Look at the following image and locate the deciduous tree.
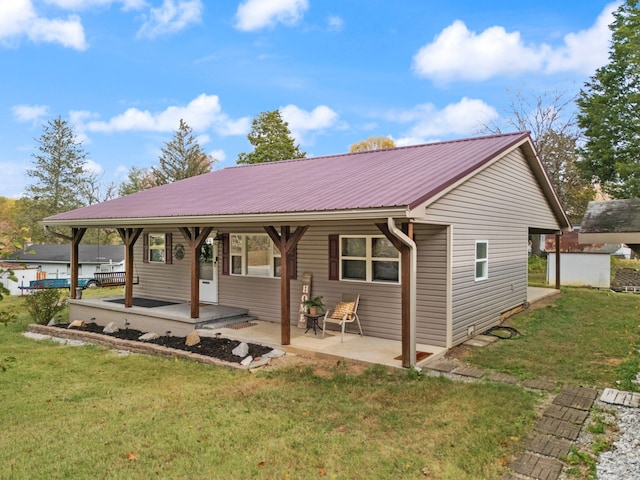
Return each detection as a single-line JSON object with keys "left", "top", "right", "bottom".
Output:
{"left": 349, "top": 136, "right": 396, "bottom": 152}
{"left": 236, "top": 110, "right": 305, "bottom": 164}
{"left": 577, "top": 0, "right": 640, "bottom": 198}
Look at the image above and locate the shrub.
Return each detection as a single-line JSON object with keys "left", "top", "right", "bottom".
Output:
{"left": 25, "top": 289, "right": 67, "bottom": 325}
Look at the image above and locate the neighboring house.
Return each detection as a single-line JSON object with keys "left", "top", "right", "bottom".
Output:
{"left": 5, "top": 244, "right": 125, "bottom": 280}
{"left": 580, "top": 199, "right": 640, "bottom": 257}
{"left": 544, "top": 228, "right": 631, "bottom": 259}
{"left": 0, "top": 262, "right": 39, "bottom": 296}
{"left": 42, "top": 132, "right": 570, "bottom": 367}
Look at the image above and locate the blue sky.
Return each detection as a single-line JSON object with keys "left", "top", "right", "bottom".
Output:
{"left": 0, "top": 0, "right": 619, "bottom": 199}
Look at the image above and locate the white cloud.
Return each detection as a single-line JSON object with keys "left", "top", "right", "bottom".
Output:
{"left": 412, "top": 3, "right": 617, "bottom": 82}
{"left": 81, "top": 94, "right": 250, "bottom": 138}
{"left": 327, "top": 15, "right": 343, "bottom": 31}
{"left": 43, "top": 0, "right": 146, "bottom": 10}
{"left": 388, "top": 97, "right": 498, "bottom": 140}
{"left": 280, "top": 104, "right": 339, "bottom": 144}
{"left": 0, "top": 0, "right": 87, "bottom": 50}
{"left": 235, "top": 0, "right": 308, "bottom": 32}
{"left": 208, "top": 148, "right": 225, "bottom": 162}
{"left": 84, "top": 158, "right": 103, "bottom": 175}
{"left": 137, "top": 0, "right": 203, "bottom": 38}
{"left": 12, "top": 104, "right": 50, "bottom": 123}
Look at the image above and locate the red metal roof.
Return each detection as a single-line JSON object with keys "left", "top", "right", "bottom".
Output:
{"left": 46, "top": 132, "right": 531, "bottom": 222}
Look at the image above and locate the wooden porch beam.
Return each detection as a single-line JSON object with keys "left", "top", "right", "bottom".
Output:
{"left": 555, "top": 233, "right": 562, "bottom": 290}
{"left": 376, "top": 222, "right": 413, "bottom": 368}
{"left": 117, "top": 228, "right": 143, "bottom": 308}
{"left": 70, "top": 228, "right": 87, "bottom": 299}
{"left": 179, "top": 227, "right": 214, "bottom": 318}
{"left": 264, "top": 225, "right": 309, "bottom": 345}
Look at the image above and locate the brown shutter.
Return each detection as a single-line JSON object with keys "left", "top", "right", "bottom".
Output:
{"left": 142, "top": 233, "right": 149, "bottom": 263}
{"left": 288, "top": 246, "right": 297, "bottom": 280}
{"left": 221, "top": 233, "right": 229, "bottom": 275}
{"left": 328, "top": 234, "right": 339, "bottom": 280}
{"left": 165, "top": 232, "right": 172, "bottom": 264}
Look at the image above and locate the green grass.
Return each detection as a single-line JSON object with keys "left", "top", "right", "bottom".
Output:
{"left": 528, "top": 255, "right": 549, "bottom": 286}
{"left": 462, "top": 288, "right": 640, "bottom": 389}
{"left": 1, "top": 295, "right": 538, "bottom": 480}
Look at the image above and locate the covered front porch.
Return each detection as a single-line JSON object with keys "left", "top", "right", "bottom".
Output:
{"left": 69, "top": 296, "right": 447, "bottom": 369}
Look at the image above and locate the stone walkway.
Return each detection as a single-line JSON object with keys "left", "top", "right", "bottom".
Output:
{"left": 426, "top": 360, "right": 600, "bottom": 480}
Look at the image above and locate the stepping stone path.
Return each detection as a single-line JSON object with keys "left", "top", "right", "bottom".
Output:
{"left": 507, "top": 385, "right": 599, "bottom": 480}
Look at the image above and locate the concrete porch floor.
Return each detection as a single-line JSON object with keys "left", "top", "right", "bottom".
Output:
{"left": 199, "top": 320, "right": 448, "bottom": 370}
{"left": 527, "top": 286, "right": 561, "bottom": 303}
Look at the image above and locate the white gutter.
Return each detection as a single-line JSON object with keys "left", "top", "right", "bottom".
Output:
{"left": 386, "top": 217, "right": 418, "bottom": 370}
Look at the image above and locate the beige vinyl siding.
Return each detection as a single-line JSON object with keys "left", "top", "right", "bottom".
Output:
{"left": 420, "top": 147, "right": 561, "bottom": 346}
{"left": 134, "top": 228, "right": 192, "bottom": 300}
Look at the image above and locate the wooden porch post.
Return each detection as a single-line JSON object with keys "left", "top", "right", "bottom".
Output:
{"left": 70, "top": 228, "right": 87, "bottom": 299}
{"left": 377, "top": 222, "right": 413, "bottom": 368}
{"left": 178, "top": 227, "right": 213, "bottom": 319}
{"left": 555, "top": 233, "right": 562, "bottom": 290}
{"left": 117, "top": 228, "right": 143, "bottom": 308}
{"left": 265, "top": 225, "right": 309, "bottom": 345}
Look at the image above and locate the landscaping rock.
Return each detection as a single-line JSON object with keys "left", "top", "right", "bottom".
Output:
{"left": 240, "top": 355, "right": 253, "bottom": 366}
{"left": 138, "top": 332, "right": 160, "bottom": 341}
{"left": 103, "top": 322, "right": 119, "bottom": 334}
{"left": 232, "top": 342, "right": 249, "bottom": 357}
{"left": 185, "top": 330, "right": 201, "bottom": 347}
{"left": 47, "top": 318, "right": 57, "bottom": 326}
{"left": 68, "top": 320, "right": 85, "bottom": 329}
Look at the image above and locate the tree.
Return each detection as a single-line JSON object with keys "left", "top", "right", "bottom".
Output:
{"left": 486, "top": 89, "right": 595, "bottom": 223}
{"left": 577, "top": 0, "right": 640, "bottom": 198}
{"left": 119, "top": 167, "right": 157, "bottom": 196}
{"left": 349, "top": 136, "right": 396, "bottom": 152}
{"left": 23, "top": 116, "right": 92, "bottom": 242}
{"left": 236, "top": 110, "right": 305, "bottom": 164}
{"left": 152, "top": 119, "right": 214, "bottom": 185}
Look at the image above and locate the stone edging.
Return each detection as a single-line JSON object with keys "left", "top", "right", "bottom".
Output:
{"left": 27, "top": 324, "right": 250, "bottom": 370}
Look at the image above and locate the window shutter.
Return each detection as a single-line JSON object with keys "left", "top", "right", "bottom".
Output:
{"left": 288, "top": 246, "right": 297, "bottom": 280}
{"left": 328, "top": 234, "right": 339, "bottom": 280}
{"left": 165, "top": 232, "right": 172, "bottom": 264}
{"left": 221, "top": 233, "right": 229, "bottom": 275}
{"left": 142, "top": 233, "right": 149, "bottom": 263}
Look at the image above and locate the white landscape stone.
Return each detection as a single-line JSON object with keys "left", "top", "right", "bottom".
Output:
{"left": 138, "top": 332, "right": 160, "bottom": 341}
{"left": 103, "top": 322, "right": 119, "bottom": 333}
{"left": 232, "top": 342, "right": 249, "bottom": 357}
{"left": 240, "top": 355, "right": 253, "bottom": 366}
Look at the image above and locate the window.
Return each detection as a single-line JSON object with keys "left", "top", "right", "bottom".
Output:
{"left": 230, "top": 234, "right": 281, "bottom": 277}
{"left": 340, "top": 235, "right": 399, "bottom": 283}
{"left": 475, "top": 240, "right": 488, "bottom": 281}
{"left": 148, "top": 233, "right": 166, "bottom": 263}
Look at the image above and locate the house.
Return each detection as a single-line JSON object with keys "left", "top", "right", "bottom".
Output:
{"left": 579, "top": 199, "right": 640, "bottom": 256}
{"left": 42, "top": 132, "right": 570, "bottom": 368}
{"left": 5, "top": 244, "right": 125, "bottom": 281}
{"left": 0, "top": 262, "right": 39, "bottom": 296}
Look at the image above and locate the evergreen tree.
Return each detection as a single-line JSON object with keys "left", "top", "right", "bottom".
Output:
{"left": 577, "top": 0, "right": 640, "bottom": 198}
{"left": 23, "top": 116, "right": 92, "bottom": 242}
{"left": 236, "top": 110, "right": 305, "bottom": 164}
{"left": 119, "top": 167, "right": 157, "bottom": 196}
{"left": 152, "top": 119, "right": 214, "bottom": 185}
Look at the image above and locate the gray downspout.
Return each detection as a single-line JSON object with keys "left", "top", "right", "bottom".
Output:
{"left": 387, "top": 217, "right": 418, "bottom": 370}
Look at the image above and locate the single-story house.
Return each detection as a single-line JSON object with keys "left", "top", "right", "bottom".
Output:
{"left": 0, "top": 262, "right": 39, "bottom": 296}
{"left": 42, "top": 132, "right": 571, "bottom": 368}
{"left": 5, "top": 244, "right": 125, "bottom": 280}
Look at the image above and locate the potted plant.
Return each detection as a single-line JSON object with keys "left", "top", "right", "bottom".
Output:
{"left": 302, "top": 296, "right": 325, "bottom": 315}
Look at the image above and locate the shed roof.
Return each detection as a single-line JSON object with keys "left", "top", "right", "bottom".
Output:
{"left": 44, "top": 132, "right": 567, "bottom": 227}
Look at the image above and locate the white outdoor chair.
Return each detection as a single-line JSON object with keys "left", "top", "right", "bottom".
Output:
{"left": 322, "top": 293, "right": 362, "bottom": 342}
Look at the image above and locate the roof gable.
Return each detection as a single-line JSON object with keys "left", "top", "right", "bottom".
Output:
{"left": 44, "top": 132, "right": 565, "bottom": 226}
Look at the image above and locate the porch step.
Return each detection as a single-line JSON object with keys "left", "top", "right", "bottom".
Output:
{"left": 196, "top": 314, "right": 258, "bottom": 330}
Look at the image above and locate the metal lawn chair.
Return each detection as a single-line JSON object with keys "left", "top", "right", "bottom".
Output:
{"left": 322, "top": 293, "right": 362, "bottom": 342}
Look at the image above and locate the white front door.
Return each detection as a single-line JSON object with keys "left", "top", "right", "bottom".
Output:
{"left": 199, "top": 236, "right": 218, "bottom": 303}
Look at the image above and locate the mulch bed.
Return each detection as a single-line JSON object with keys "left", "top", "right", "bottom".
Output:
{"left": 49, "top": 322, "right": 273, "bottom": 364}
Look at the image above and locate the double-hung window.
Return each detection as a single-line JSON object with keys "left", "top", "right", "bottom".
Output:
{"left": 340, "top": 235, "right": 399, "bottom": 283}
{"left": 475, "top": 240, "right": 488, "bottom": 281}
{"left": 148, "top": 233, "right": 166, "bottom": 263}
{"left": 230, "top": 234, "right": 281, "bottom": 277}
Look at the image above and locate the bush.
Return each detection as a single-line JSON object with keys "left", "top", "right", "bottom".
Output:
{"left": 25, "top": 289, "right": 67, "bottom": 325}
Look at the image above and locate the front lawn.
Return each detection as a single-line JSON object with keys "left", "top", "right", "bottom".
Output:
{"left": 462, "top": 288, "right": 640, "bottom": 390}
{"left": 0, "top": 295, "right": 536, "bottom": 480}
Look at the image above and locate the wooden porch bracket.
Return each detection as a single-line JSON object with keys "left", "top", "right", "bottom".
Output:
{"left": 179, "top": 227, "right": 214, "bottom": 319}
{"left": 70, "top": 228, "right": 87, "bottom": 299}
{"left": 377, "top": 222, "right": 413, "bottom": 368}
{"left": 117, "top": 228, "right": 143, "bottom": 308}
{"left": 265, "top": 225, "right": 309, "bottom": 345}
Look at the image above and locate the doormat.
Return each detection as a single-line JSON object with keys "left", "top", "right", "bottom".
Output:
{"left": 224, "top": 321, "right": 257, "bottom": 330}
{"left": 106, "top": 298, "right": 179, "bottom": 308}
{"left": 394, "top": 351, "right": 432, "bottom": 362}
